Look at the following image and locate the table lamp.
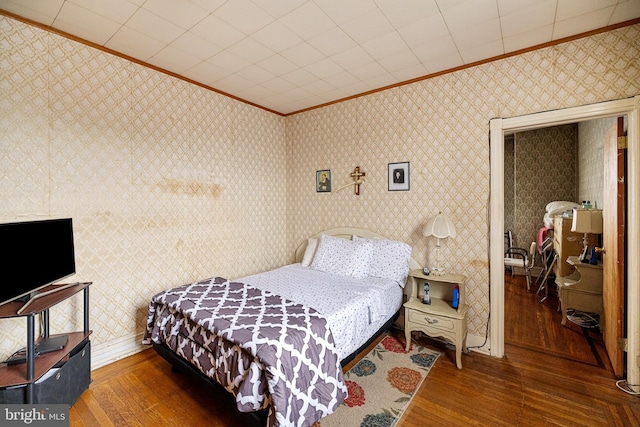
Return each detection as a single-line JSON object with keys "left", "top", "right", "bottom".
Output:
{"left": 571, "top": 208, "right": 603, "bottom": 263}
{"left": 423, "top": 212, "right": 456, "bottom": 275}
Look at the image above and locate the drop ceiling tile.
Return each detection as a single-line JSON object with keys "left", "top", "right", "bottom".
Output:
{"left": 257, "top": 54, "right": 299, "bottom": 76}
{"left": 553, "top": 7, "right": 617, "bottom": 39}
{"left": 341, "top": 7, "right": 395, "bottom": 44}
{"left": 397, "top": 13, "right": 450, "bottom": 48}
{"left": 435, "top": 0, "right": 470, "bottom": 12}
{"left": 326, "top": 70, "right": 361, "bottom": 87}
{"left": 280, "top": 1, "right": 336, "bottom": 39}
{"left": 125, "top": 7, "right": 184, "bottom": 44}
{"left": 252, "top": 0, "right": 307, "bottom": 19}
{"left": 213, "top": 73, "right": 255, "bottom": 93}
{"left": 306, "top": 57, "right": 344, "bottom": 79}
{"left": 280, "top": 42, "right": 325, "bottom": 67}
{"left": 308, "top": 27, "right": 357, "bottom": 57}
{"left": 441, "top": 0, "right": 499, "bottom": 31}
{"left": 182, "top": 60, "right": 231, "bottom": 86}
{"left": 361, "top": 30, "right": 409, "bottom": 61}
{"left": 390, "top": 63, "right": 430, "bottom": 82}
{"left": 105, "top": 26, "right": 165, "bottom": 60}
{"left": 377, "top": 0, "right": 440, "bottom": 28}
{"left": 376, "top": 48, "right": 422, "bottom": 73}
{"left": 331, "top": 45, "right": 374, "bottom": 70}
{"left": 148, "top": 45, "right": 202, "bottom": 74}
{"left": 497, "top": 0, "right": 547, "bottom": 16}
{"left": 236, "top": 83, "right": 276, "bottom": 101}
{"left": 0, "top": 0, "right": 64, "bottom": 25}
{"left": 253, "top": 21, "right": 303, "bottom": 53}
{"left": 280, "top": 68, "right": 318, "bottom": 86}
{"left": 299, "top": 78, "right": 335, "bottom": 95}
{"left": 189, "top": 0, "right": 227, "bottom": 14}
{"left": 421, "top": 51, "right": 464, "bottom": 74}
{"left": 314, "top": 0, "right": 378, "bottom": 25}
{"left": 141, "top": 0, "right": 209, "bottom": 29}
{"left": 459, "top": 38, "right": 503, "bottom": 63}
{"left": 68, "top": 0, "right": 139, "bottom": 24}
{"left": 54, "top": 2, "right": 121, "bottom": 45}
{"left": 451, "top": 18, "right": 502, "bottom": 51}
{"left": 260, "top": 76, "right": 297, "bottom": 93}
{"left": 349, "top": 61, "right": 388, "bottom": 81}
{"left": 235, "top": 64, "right": 275, "bottom": 84}
{"left": 190, "top": 14, "right": 245, "bottom": 49}
{"left": 412, "top": 35, "right": 459, "bottom": 63}
{"left": 503, "top": 24, "right": 554, "bottom": 53}
{"left": 611, "top": 0, "right": 640, "bottom": 24}
{"left": 170, "top": 31, "right": 221, "bottom": 61}
{"left": 209, "top": 50, "right": 252, "bottom": 73}
{"left": 226, "top": 37, "right": 274, "bottom": 63}
{"left": 500, "top": 0, "right": 556, "bottom": 37}
{"left": 556, "top": 0, "right": 618, "bottom": 21}
{"left": 215, "top": 0, "right": 274, "bottom": 35}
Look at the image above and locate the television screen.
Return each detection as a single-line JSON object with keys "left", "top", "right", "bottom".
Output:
{"left": 0, "top": 218, "right": 76, "bottom": 306}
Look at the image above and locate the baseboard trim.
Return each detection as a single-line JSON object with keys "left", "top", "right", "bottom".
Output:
{"left": 91, "top": 333, "right": 147, "bottom": 370}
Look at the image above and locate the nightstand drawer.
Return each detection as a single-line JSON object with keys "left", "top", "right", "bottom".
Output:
{"left": 407, "top": 310, "right": 455, "bottom": 332}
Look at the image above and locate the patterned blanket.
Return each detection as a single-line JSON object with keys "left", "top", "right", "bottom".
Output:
{"left": 143, "top": 277, "right": 347, "bottom": 427}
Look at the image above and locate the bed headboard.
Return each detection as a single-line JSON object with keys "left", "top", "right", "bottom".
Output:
{"left": 294, "top": 227, "right": 421, "bottom": 271}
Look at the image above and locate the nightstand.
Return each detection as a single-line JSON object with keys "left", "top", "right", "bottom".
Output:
{"left": 404, "top": 270, "right": 468, "bottom": 369}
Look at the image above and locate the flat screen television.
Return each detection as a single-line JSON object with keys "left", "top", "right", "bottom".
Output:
{"left": 0, "top": 218, "right": 76, "bottom": 308}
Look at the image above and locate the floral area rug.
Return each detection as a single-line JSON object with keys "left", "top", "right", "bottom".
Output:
{"left": 313, "top": 334, "right": 440, "bottom": 427}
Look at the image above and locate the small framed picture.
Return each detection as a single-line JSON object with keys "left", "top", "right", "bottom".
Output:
{"left": 388, "top": 162, "right": 409, "bottom": 191}
{"left": 316, "top": 170, "right": 331, "bottom": 192}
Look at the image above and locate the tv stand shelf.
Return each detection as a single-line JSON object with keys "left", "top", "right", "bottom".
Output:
{"left": 0, "top": 282, "right": 92, "bottom": 405}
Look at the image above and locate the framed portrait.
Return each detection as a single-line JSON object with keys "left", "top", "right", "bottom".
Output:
{"left": 388, "top": 162, "right": 410, "bottom": 191}
{"left": 316, "top": 170, "right": 331, "bottom": 192}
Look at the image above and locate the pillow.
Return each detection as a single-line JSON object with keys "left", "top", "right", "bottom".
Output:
{"left": 545, "top": 201, "right": 579, "bottom": 213}
{"left": 310, "top": 234, "right": 373, "bottom": 278}
{"left": 301, "top": 238, "right": 319, "bottom": 267}
{"left": 353, "top": 236, "right": 412, "bottom": 284}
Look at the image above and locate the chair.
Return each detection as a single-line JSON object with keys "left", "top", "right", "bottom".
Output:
{"left": 504, "top": 231, "right": 514, "bottom": 275}
{"left": 504, "top": 241, "right": 536, "bottom": 291}
{"left": 535, "top": 237, "right": 558, "bottom": 302}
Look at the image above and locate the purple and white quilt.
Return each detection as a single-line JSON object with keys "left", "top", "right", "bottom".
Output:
{"left": 143, "top": 277, "right": 347, "bottom": 427}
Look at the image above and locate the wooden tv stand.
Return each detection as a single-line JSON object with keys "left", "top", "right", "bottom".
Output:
{"left": 0, "top": 282, "right": 92, "bottom": 405}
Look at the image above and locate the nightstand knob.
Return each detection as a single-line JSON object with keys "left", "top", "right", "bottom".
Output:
{"left": 425, "top": 317, "right": 438, "bottom": 324}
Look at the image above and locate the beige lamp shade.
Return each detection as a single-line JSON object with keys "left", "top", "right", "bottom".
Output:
{"left": 571, "top": 208, "right": 603, "bottom": 234}
{"left": 423, "top": 212, "right": 456, "bottom": 239}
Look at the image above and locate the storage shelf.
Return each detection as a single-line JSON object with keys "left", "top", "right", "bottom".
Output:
{"left": 0, "top": 282, "right": 92, "bottom": 404}
{"left": 0, "top": 331, "right": 91, "bottom": 387}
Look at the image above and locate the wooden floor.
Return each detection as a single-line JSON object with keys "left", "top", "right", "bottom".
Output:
{"left": 70, "top": 274, "right": 640, "bottom": 426}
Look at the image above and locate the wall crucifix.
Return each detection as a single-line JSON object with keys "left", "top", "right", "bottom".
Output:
{"left": 350, "top": 166, "right": 366, "bottom": 195}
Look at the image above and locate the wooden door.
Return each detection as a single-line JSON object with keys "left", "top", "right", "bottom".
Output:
{"left": 603, "top": 117, "right": 626, "bottom": 377}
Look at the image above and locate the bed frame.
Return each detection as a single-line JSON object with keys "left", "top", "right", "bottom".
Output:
{"left": 153, "top": 227, "right": 420, "bottom": 426}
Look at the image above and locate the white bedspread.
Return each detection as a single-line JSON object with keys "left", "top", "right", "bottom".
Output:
{"left": 238, "top": 263, "right": 403, "bottom": 360}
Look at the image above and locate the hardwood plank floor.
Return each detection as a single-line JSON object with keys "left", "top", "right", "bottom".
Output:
{"left": 70, "top": 275, "right": 639, "bottom": 426}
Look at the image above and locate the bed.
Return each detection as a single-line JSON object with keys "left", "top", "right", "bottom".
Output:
{"left": 143, "top": 227, "right": 419, "bottom": 427}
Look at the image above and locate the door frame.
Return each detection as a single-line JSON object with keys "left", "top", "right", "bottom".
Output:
{"left": 489, "top": 96, "right": 640, "bottom": 386}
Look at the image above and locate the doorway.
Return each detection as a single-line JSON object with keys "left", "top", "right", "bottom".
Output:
{"left": 489, "top": 96, "right": 640, "bottom": 388}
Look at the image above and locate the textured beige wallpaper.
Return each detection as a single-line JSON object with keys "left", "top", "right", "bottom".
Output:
{"left": 1, "top": 14, "right": 639, "bottom": 362}
{"left": 286, "top": 24, "right": 640, "bottom": 338}
{"left": 0, "top": 16, "right": 287, "bottom": 361}
{"left": 578, "top": 117, "right": 614, "bottom": 209}
{"left": 512, "top": 125, "right": 578, "bottom": 249}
